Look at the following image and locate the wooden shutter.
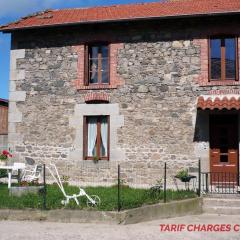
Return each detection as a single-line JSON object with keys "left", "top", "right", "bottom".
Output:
{"left": 84, "top": 45, "right": 89, "bottom": 86}
{"left": 0, "top": 106, "right": 8, "bottom": 135}
{"left": 83, "top": 116, "right": 87, "bottom": 160}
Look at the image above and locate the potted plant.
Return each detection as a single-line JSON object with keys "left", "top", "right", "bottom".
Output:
{"left": 149, "top": 178, "right": 163, "bottom": 198}
{"left": 0, "top": 150, "right": 12, "bottom": 166}
{"left": 175, "top": 169, "right": 195, "bottom": 183}
{"left": 93, "top": 155, "right": 99, "bottom": 164}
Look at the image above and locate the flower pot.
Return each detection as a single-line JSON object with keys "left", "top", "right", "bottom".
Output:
{"left": 180, "top": 176, "right": 192, "bottom": 183}
{"left": 0, "top": 161, "right": 6, "bottom": 166}
{"left": 175, "top": 175, "right": 196, "bottom": 183}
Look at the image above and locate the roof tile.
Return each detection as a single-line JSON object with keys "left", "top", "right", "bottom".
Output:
{"left": 1, "top": 0, "right": 240, "bottom": 31}
{"left": 197, "top": 96, "right": 240, "bottom": 110}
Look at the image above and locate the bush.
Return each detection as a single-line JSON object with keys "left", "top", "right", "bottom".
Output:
{"left": 0, "top": 170, "right": 7, "bottom": 178}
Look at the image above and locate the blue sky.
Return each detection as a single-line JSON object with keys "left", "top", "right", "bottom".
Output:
{"left": 0, "top": 0, "right": 157, "bottom": 99}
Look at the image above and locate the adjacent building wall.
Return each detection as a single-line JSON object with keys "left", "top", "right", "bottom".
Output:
{"left": 0, "top": 100, "right": 8, "bottom": 152}
{"left": 0, "top": 135, "right": 8, "bottom": 152}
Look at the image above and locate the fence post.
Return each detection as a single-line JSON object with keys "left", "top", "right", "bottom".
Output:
{"left": 164, "top": 162, "right": 167, "bottom": 203}
{"left": 198, "top": 158, "right": 201, "bottom": 197}
{"left": 17, "top": 169, "right": 21, "bottom": 186}
{"left": 43, "top": 164, "right": 47, "bottom": 210}
{"left": 117, "top": 164, "right": 121, "bottom": 212}
{"left": 205, "top": 173, "right": 209, "bottom": 193}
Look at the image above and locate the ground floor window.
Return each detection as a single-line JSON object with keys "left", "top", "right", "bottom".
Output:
{"left": 84, "top": 115, "right": 109, "bottom": 160}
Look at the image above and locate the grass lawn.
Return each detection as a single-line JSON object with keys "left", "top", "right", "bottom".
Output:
{"left": 0, "top": 183, "right": 197, "bottom": 211}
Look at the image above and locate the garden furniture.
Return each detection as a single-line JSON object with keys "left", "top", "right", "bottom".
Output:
{"left": 0, "top": 164, "right": 26, "bottom": 188}
{"left": 22, "top": 164, "right": 43, "bottom": 183}
{"left": 11, "top": 163, "right": 26, "bottom": 183}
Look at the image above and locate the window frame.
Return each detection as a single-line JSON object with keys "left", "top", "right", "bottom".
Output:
{"left": 83, "top": 115, "right": 110, "bottom": 161}
{"left": 208, "top": 36, "right": 239, "bottom": 82}
{"left": 84, "top": 43, "right": 110, "bottom": 86}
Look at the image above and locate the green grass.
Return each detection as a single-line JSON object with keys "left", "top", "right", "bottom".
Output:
{"left": 0, "top": 183, "right": 197, "bottom": 211}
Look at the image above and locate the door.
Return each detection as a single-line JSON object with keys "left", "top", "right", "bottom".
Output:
{"left": 210, "top": 114, "right": 239, "bottom": 185}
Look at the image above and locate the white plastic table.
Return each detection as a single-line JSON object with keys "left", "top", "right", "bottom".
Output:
{"left": 0, "top": 165, "right": 25, "bottom": 188}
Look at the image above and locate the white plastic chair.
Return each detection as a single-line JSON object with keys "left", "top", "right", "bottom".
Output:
{"left": 13, "top": 162, "right": 26, "bottom": 170}
{"left": 11, "top": 162, "right": 26, "bottom": 182}
{"left": 22, "top": 164, "right": 43, "bottom": 182}
{"left": 47, "top": 163, "right": 100, "bottom": 207}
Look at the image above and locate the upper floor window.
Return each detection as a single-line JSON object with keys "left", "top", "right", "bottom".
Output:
{"left": 85, "top": 44, "right": 109, "bottom": 85}
{"left": 209, "top": 37, "right": 238, "bottom": 81}
{"left": 83, "top": 116, "right": 109, "bottom": 160}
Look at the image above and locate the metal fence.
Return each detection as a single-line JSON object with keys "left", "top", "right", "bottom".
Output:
{"left": 200, "top": 172, "right": 240, "bottom": 194}
{"left": 2, "top": 160, "right": 240, "bottom": 211}
{"left": 17, "top": 162, "right": 200, "bottom": 211}
{"left": 116, "top": 162, "right": 200, "bottom": 211}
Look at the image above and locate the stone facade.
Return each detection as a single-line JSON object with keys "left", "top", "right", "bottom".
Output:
{"left": 8, "top": 16, "right": 240, "bottom": 187}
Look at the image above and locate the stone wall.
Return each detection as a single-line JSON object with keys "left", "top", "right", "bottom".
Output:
{"left": 0, "top": 135, "right": 8, "bottom": 152}
{"left": 9, "top": 16, "right": 240, "bottom": 187}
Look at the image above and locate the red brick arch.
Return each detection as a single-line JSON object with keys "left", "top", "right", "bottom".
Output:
{"left": 84, "top": 92, "right": 110, "bottom": 103}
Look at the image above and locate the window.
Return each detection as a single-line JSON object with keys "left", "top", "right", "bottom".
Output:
{"left": 85, "top": 44, "right": 109, "bottom": 85}
{"left": 209, "top": 37, "right": 238, "bottom": 81}
{"left": 83, "top": 116, "right": 109, "bottom": 160}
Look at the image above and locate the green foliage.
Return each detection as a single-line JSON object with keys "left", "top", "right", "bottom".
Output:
{"left": 0, "top": 150, "right": 12, "bottom": 161}
{"left": 60, "top": 175, "right": 70, "bottom": 186}
{"left": 93, "top": 155, "right": 99, "bottom": 163}
{"left": 0, "top": 155, "right": 8, "bottom": 161}
{"left": 156, "top": 179, "right": 163, "bottom": 187}
{"left": 176, "top": 169, "right": 189, "bottom": 179}
{"left": 0, "top": 183, "right": 197, "bottom": 211}
{"left": 0, "top": 170, "right": 7, "bottom": 178}
{"left": 148, "top": 178, "right": 163, "bottom": 198}
{"left": 175, "top": 169, "right": 195, "bottom": 182}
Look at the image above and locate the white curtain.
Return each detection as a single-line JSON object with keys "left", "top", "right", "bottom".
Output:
{"left": 88, "top": 117, "right": 97, "bottom": 156}
{"left": 101, "top": 117, "right": 108, "bottom": 156}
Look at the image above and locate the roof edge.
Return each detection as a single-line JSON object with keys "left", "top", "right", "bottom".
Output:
{"left": 1, "top": 10, "right": 240, "bottom": 33}
{"left": 0, "top": 98, "right": 9, "bottom": 103}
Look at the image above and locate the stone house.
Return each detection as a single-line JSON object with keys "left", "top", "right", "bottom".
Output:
{"left": 0, "top": 98, "right": 8, "bottom": 152}
{"left": 1, "top": 0, "right": 240, "bottom": 187}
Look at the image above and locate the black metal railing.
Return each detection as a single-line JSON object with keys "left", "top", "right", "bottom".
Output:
{"left": 201, "top": 172, "right": 240, "bottom": 194}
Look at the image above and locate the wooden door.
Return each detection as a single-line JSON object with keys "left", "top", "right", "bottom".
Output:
{"left": 210, "top": 115, "right": 239, "bottom": 184}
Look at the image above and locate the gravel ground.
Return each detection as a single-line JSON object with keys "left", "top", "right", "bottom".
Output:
{"left": 0, "top": 214, "right": 240, "bottom": 240}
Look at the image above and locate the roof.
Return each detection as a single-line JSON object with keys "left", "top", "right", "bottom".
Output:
{"left": 0, "top": 98, "right": 8, "bottom": 103}
{"left": 0, "top": 99, "right": 9, "bottom": 107}
{"left": 197, "top": 95, "right": 240, "bottom": 110}
{"left": 1, "top": 0, "right": 240, "bottom": 32}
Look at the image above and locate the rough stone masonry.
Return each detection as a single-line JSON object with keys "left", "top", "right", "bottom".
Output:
{"left": 8, "top": 16, "right": 240, "bottom": 187}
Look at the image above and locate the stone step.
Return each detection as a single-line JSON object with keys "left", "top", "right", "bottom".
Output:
{"left": 203, "top": 206, "right": 240, "bottom": 215}
{"left": 204, "top": 194, "right": 240, "bottom": 199}
{"left": 203, "top": 198, "right": 240, "bottom": 207}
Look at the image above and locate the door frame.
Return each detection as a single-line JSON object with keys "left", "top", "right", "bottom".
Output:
{"left": 209, "top": 112, "right": 239, "bottom": 185}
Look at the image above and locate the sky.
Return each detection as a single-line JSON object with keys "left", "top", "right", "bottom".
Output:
{"left": 0, "top": 0, "right": 159, "bottom": 100}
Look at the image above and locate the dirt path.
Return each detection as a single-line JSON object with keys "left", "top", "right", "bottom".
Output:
{"left": 0, "top": 214, "right": 240, "bottom": 240}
